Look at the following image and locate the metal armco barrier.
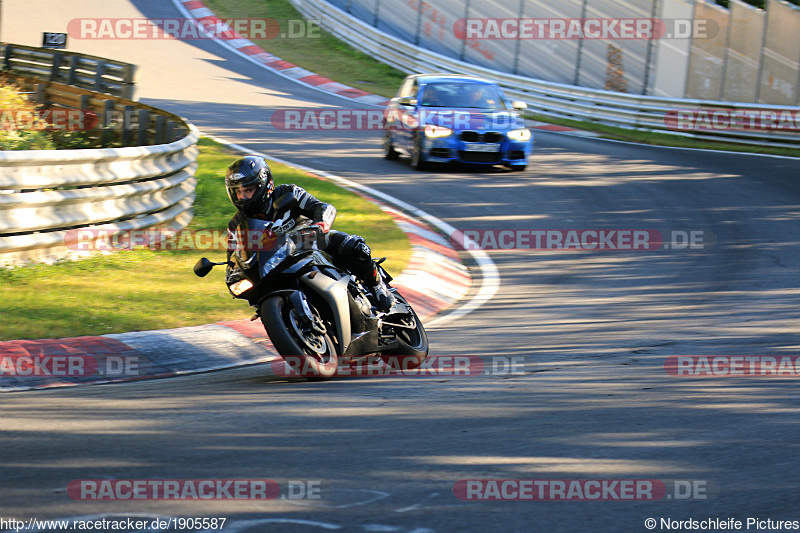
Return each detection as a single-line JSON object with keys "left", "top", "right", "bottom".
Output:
{"left": 1, "top": 43, "right": 137, "bottom": 100}
{"left": 14, "top": 74, "right": 190, "bottom": 147}
{"left": 0, "top": 50, "right": 198, "bottom": 267}
{"left": 290, "top": 0, "right": 799, "bottom": 149}
{"left": 0, "top": 129, "right": 198, "bottom": 267}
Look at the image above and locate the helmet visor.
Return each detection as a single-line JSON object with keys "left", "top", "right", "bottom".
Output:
{"left": 228, "top": 183, "right": 259, "bottom": 203}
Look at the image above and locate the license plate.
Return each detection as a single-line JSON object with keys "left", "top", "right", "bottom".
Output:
{"left": 464, "top": 143, "right": 500, "bottom": 152}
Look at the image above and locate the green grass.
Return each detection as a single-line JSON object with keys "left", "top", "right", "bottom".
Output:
{"left": 203, "top": 0, "right": 407, "bottom": 97}
{"left": 206, "top": 0, "right": 797, "bottom": 158}
{"left": 0, "top": 137, "right": 411, "bottom": 341}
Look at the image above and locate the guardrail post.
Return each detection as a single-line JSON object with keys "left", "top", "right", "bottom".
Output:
{"left": 94, "top": 60, "right": 106, "bottom": 93}
{"left": 67, "top": 55, "right": 79, "bottom": 86}
{"left": 34, "top": 83, "right": 46, "bottom": 104}
{"left": 372, "top": 0, "right": 381, "bottom": 27}
{"left": 122, "top": 104, "right": 135, "bottom": 146}
{"left": 101, "top": 99, "right": 115, "bottom": 147}
{"left": 50, "top": 52, "right": 63, "bottom": 81}
{"left": 413, "top": 0, "right": 424, "bottom": 45}
{"left": 574, "top": 0, "right": 589, "bottom": 86}
{"left": 121, "top": 64, "right": 137, "bottom": 100}
{"left": 512, "top": 0, "right": 524, "bottom": 75}
{"left": 642, "top": 0, "right": 660, "bottom": 95}
{"left": 167, "top": 120, "right": 176, "bottom": 143}
{"left": 155, "top": 115, "right": 167, "bottom": 145}
{"left": 2, "top": 43, "right": 13, "bottom": 70}
{"left": 459, "top": 0, "right": 471, "bottom": 61}
{"left": 137, "top": 109, "right": 151, "bottom": 146}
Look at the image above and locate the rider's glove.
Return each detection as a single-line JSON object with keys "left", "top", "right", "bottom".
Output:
{"left": 312, "top": 221, "right": 330, "bottom": 233}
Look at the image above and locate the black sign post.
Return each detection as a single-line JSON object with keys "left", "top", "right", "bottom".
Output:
{"left": 42, "top": 32, "right": 68, "bottom": 49}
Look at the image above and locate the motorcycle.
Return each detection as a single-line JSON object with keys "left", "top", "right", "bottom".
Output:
{"left": 193, "top": 196, "right": 428, "bottom": 380}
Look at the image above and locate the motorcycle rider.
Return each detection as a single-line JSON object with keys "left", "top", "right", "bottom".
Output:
{"left": 224, "top": 155, "right": 395, "bottom": 312}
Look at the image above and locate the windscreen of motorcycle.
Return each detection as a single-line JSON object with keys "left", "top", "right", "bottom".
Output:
{"left": 231, "top": 219, "right": 295, "bottom": 279}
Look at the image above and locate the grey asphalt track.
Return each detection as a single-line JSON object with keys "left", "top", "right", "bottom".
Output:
{"left": 1, "top": 1, "right": 798, "bottom": 532}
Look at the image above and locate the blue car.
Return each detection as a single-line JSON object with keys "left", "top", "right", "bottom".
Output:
{"left": 383, "top": 73, "right": 532, "bottom": 171}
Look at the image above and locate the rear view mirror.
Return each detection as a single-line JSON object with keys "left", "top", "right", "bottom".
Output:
{"left": 511, "top": 100, "right": 528, "bottom": 110}
{"left": 398, "top": 96, "right": 418, "bottom": 106}
{"left": 193, "top": 257, "right": 215, "bottom": 277}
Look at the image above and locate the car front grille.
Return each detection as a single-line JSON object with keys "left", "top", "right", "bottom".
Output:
{"left": 458, "top": 151, "right": 503, "bottom": 163}
{"left": 460, "top": 131, "right": 503, "bottom": 143}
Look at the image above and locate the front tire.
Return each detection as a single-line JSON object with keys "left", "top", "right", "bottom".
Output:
{"left": 261, "top": 295, "right": 339, "bottom": 380}
{"left": 383, "top": 131, "right": 400, "bottom": 160}
{"left": 410, "top": 135, "right": 429, "bottom": 171}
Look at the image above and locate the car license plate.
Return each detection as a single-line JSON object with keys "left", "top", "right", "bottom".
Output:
{"left": 464, "top": 143, "right": 500, "bottom": 152}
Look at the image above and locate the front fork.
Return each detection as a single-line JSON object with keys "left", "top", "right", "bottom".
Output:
{"left": 288, "top": 290, "right": 325, "bottom": 334}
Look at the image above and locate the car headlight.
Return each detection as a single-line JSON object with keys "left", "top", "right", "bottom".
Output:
{"left": 424, "top": 124, "right": 453, "bottom": 138}
{"left": 229, "top": 279, "right": 254, "bottom": 296}
{"left": 508, "top": 128, "right": 531, "bottom": 142}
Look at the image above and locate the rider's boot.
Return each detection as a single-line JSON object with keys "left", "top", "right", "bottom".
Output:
{"left": 367, "top": 263, "right": 395, "bottom": 312}
{"left": 333, "top": 232, "right": 396, "bottom": 312}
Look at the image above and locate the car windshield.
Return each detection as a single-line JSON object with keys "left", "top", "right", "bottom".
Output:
{"left": 420, "top": 82, "right": 506, "bottom": 110}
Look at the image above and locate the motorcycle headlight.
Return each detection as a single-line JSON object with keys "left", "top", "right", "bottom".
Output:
{"left": 508, "top": 128, "right": 531, "bottom": 142}
{"left": 262, "top": 241, "right": 295, "bottom": 275}
{"left": 424, "top": 124, "right": 453, "bottom": 138}
{"left": 229, "top": 279, "right": 254, "bottom": 296}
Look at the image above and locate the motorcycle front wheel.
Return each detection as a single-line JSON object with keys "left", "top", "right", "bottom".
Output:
{"left": 261, "top": 295, "right": 339, "bottom": 380}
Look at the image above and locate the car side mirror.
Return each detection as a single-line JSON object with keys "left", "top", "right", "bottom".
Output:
{"left": 398, "top": 96, "right": 418, "bottom": 106}
{"left": 511, "top": 100, "right": 528, "bottom": 110}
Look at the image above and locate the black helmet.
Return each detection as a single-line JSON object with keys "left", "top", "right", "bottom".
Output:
{"left": 225, "top": 156, "right": 274, "bottom": 216}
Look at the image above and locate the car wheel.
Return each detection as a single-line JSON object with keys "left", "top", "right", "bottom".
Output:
{"left": 410, "top": 136, "right": 429, "bottom": 171}
{"left": 383, "top": 131, "right": 399, "bottom": 160}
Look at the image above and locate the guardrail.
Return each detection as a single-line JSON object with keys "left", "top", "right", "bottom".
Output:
{"left": 1, "top": 42, "right": 136, "bottom": 99}
{"left": 290, "top": 0, "right": 799, "bottom": 149}
{"left": 1, "top": 71, "right": 198, "bottom": 267}
{"left": 13, "top": 74, "right": 191, "bottom": 147}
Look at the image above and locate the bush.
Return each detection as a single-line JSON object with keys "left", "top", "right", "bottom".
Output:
{"left": 0, "top": 82, "right": 55, "bottom": 150}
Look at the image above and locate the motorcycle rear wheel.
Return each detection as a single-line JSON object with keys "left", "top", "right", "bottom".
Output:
{"left": 381, "top": 292, "right": 428, "bottom": 370}
{"left": 261, "top": 295, "right": 339, "bottom": 380}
